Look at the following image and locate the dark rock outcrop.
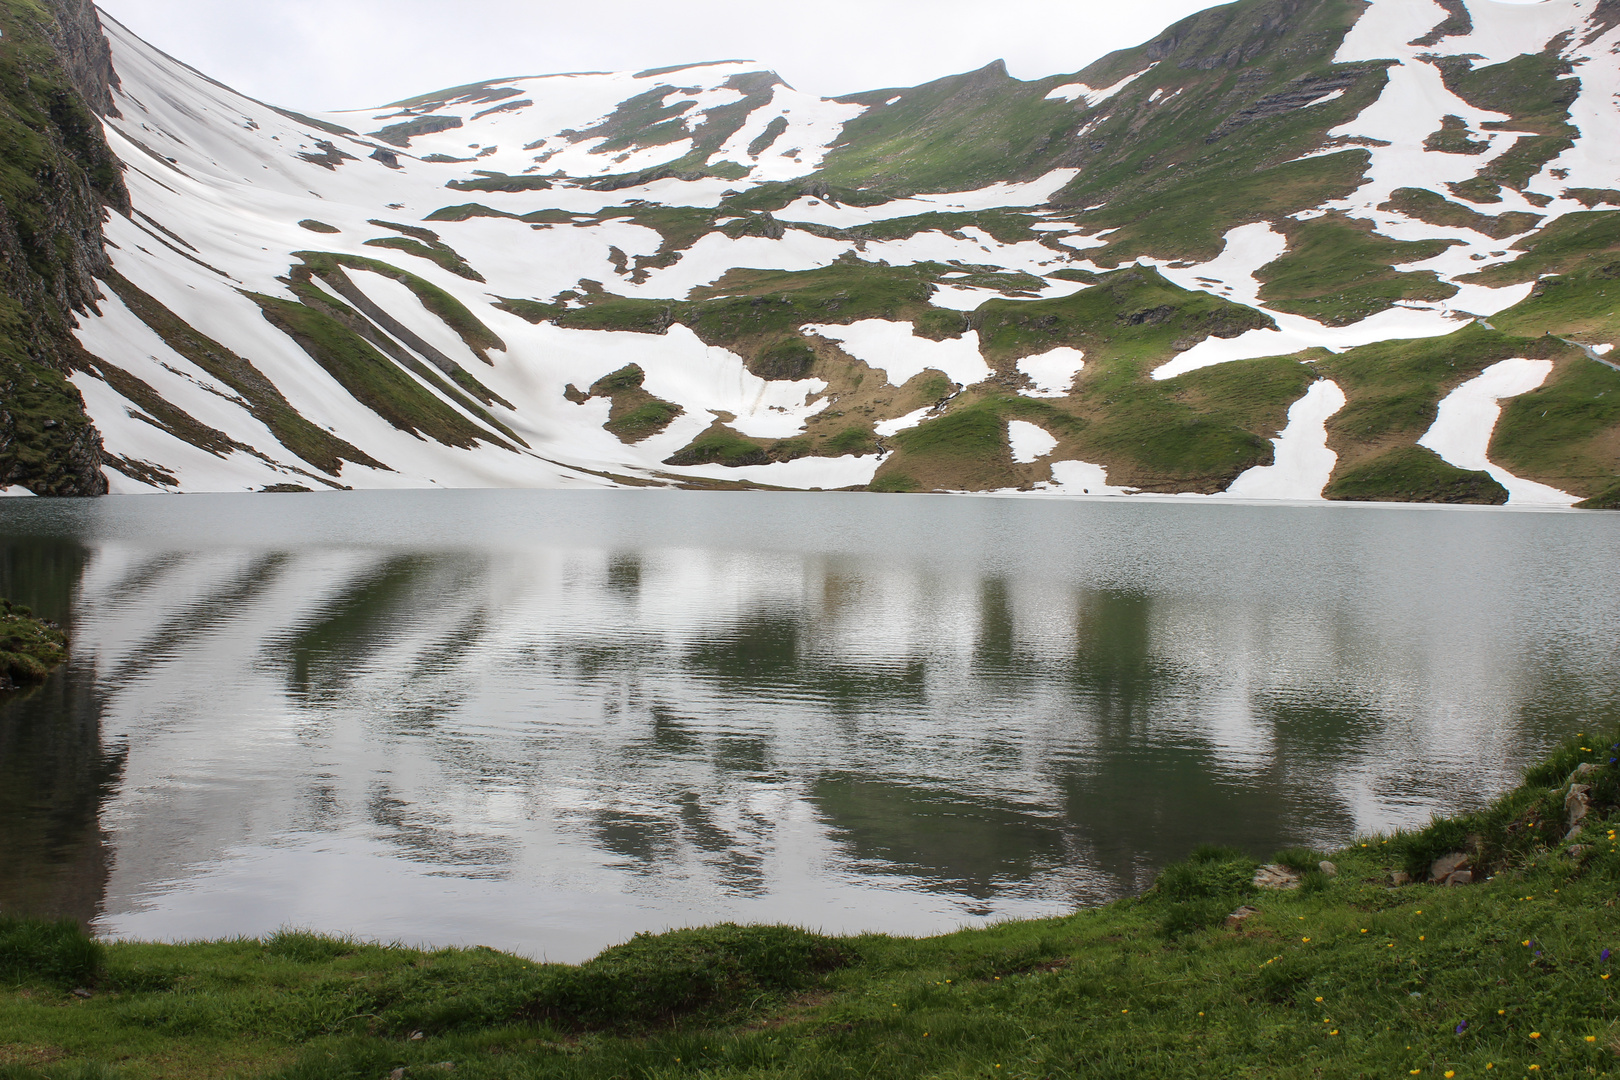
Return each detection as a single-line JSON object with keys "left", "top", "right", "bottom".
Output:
{"left": 0, "top": 0, "right": 130, "bottom": 494}
{"left": 41, "top": 0, "right": 121, "bottom": 117}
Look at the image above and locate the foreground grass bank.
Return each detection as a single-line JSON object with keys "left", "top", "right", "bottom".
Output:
{"left": 3, "top": 733, "right": 1619, "bottom": 1080}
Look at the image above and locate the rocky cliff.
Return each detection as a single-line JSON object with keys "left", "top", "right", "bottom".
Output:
{"left": 0, "top": 0, "right": 125, "bottom": 495}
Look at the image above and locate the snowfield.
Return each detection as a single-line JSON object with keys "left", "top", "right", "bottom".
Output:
{"left": 54, "top": 2, "right": 1620, "bottom": 506}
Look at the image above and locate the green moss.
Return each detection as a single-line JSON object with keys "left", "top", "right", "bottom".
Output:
{"left": 296, "top": 219, "right": 340, "bottom": 234}
{"left": 0, "top": 597, "right": 66, "bottom": 689}
{"left": 1323, "top": 445, "right": 1507, "bottom": 504}
{"left": 1256, "top": 214, "right": 1459, "bottom": 327}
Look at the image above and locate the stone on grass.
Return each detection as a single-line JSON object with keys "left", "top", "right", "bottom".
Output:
{"left": 1567, "top": 783, "right": 1592, "bottom": 836}
{"left": 1429, "top": 852, "right": 1471, "bottom": 884}
{"left": 1254, "top": 864, "right": 1301, "bottom": 890}
{"left": 1318, "top": 860, "right": 1338, "bottom": 876}
{"left": 1225, "top": 905, "right": 1261, "bottom": 929}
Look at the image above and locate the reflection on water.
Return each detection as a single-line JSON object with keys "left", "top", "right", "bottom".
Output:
{"left": 0, "top": 490, "right": 1616, "bottom": 960}
{"left": 0, "top": 541, "right": 124, "bottom": 927}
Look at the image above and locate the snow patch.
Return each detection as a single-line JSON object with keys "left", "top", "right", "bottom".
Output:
{"left": 1046, "top": 64, "right": 1159, "bottom": 107}
{"left": 1417, "top": 358, "right": 1577, "bottom": 506}
{"left": 875, "top": 407, "right": 935, "bottom": 437}
{"left": 804, "top": 321, "right": 993, "bottom": 388}
{"left": 1007, "top": 420, "right": 1058, "bottom": 464}
{"left": 1219, "top": 380, "right": 1346, "bottom": 501}
{"left": 1043, "top": 460, "right": 1135, "bottom": 496}
{"left": 1017, "top": 347, "right": 1085, "bottom": 397}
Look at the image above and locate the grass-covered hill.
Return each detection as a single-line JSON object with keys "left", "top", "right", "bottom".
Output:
{"left": 3, "top": 728, "right": 1617, "bottom": 1078}
{"left": 3, "top": 0, "right": 1620, "bottom": 503}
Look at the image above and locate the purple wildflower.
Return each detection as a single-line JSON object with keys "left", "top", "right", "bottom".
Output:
{"left": 1603, "top": 949, "right": 1612, "bottom": 963}
{"left": 1456, "top": 1021, "right": 1469, "bottom": 1035}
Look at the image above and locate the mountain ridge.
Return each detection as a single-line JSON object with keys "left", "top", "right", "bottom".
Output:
{"left": 1, "top": 0, "right": 1618, "bottom": 506}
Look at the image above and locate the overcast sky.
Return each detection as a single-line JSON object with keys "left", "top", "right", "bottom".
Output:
{"left": 93, "top": 0, "right": 1230, "bottom": 112}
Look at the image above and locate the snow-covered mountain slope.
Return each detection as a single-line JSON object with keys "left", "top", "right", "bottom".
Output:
{"left": 18, "top": 0, "right": 1620, "bottom": 506}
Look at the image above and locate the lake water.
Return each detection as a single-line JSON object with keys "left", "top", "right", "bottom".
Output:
{"left": 1, "top": 490, "right": 1616, "bottom": 961}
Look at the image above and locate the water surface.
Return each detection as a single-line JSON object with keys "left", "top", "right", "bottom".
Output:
{"left": 2, "top": 491, "right": 1616, "bottom": 960}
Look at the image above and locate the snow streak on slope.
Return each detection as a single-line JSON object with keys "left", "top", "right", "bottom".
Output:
{"left": 1418, "top": 359, "right": 1577, "bottom": 506}
{"left": 1220, "top": 381, "right": 1347, "bottom": 502}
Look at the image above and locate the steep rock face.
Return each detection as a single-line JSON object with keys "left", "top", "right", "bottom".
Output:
{"left": 0, "top": 0, "right": 127, "bottom": 495}
{"left": 41, "top": 0, "right": 121, "bottom": 117}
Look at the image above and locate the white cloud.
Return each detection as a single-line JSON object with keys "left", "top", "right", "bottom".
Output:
{"left": 95, "top": 0, "right": 1224, "bottom": 111}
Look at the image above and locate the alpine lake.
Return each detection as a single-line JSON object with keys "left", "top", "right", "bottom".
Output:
{"left": 1, "top": 489, "right": 1616, "bottom": 963}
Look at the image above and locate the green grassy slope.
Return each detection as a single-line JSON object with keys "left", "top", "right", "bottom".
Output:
{"left": 1315, "top": 325, "right": 1583, "bottom": 501}
{"left": 815, "top": 0, "right": 1381, "bottom": 265}
{"left": 4, "top": 729, "right": 1618, "bottom": 1079}
{"left": 875, "top": 266, "right": 1301, "bottom": 494}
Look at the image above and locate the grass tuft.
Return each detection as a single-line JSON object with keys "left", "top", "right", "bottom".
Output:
{"left": 0, "top": 917, "right": 101, "bottom": 988}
